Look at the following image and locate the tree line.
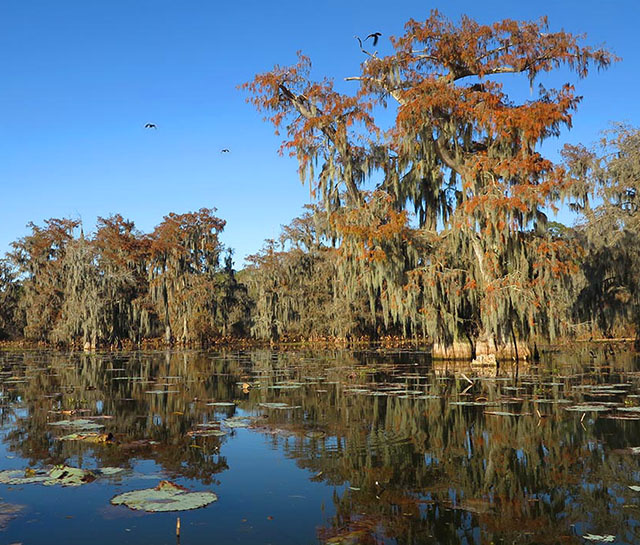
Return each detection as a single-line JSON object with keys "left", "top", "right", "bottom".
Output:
{"left": 1, "top": 12, "right": 638, "bottom": 356}
{"left": 0, "top": 210, "right": 251, "bottom": 348}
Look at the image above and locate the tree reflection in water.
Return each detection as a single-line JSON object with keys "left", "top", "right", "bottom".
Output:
{"left": 0, "top": 347, "right": 639, "bottom": 544}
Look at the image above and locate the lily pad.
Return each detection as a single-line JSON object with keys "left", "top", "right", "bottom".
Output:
{"left": 484, "top": 411, "right": 531, "bottom": 417}
{"left": 223, "top": 416, "right": 252, "bottom": 428}
{"left": 110, "top": 480, "right": 217, "bottom": 512}
{"left": 207, "top": 402, "right": 236, "bottom": 407}
{"left": 48, "top": 419, "right": 105, "bottom": 431}
{"left": 564, "top": 405, "right": 611, "bottom": 412}
{"left": 58, "top": 432, "right": 114, "bottom": 443}
{"left": 0, "top": 465, "right": 123, "bottom": 487}
{"left": 145, "top": 390, "right": 180, "bottom": 395}
{"left": 582, "top": 535, "right": 615, "bottom": 543}
{"left": 258, "top": 402, "right": 301, "bottom": 410}
{"left": 187, "top": 429, "right": 227, "bottom": 438}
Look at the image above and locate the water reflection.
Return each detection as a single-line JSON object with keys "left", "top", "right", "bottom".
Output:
{"left": 0, "top": 347, "right": 639, "bottom": 544}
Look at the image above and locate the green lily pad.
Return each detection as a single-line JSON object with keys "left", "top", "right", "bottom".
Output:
{"left": 207, "top": 402, "right": 236, "bottom": 407}
{"left": 0, "top": 465, "right": 123, "bottom": 487}
{"left": 223, "top": 416, "right": 252, "bottom": 428}
{"left": 145, "top": 390, "right": 180, "bottom": 395}
{"left": 564, "top": 405, "right": 611, "bottom": 412}
{"left": 47, "top": 419, "right": 105, "bottom": 431}
{"left": 582, "top": 535, "right": 615, "bottom": 543}
{"left": 187, "top": 429, "right": 227, "bottom": 438}
{"left": 258, "top": 403, "right": 301, "bottom": 410}
{"left": 58, "top": 432, "right": 114, "bottom": 443}
{"left": 484, "top": 410, "right": 531, "bottom": 417}
{"left": 111, "top": 480, "right": 217, "bottom": 512}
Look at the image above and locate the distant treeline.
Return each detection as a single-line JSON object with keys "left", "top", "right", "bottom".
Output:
{"left": 0, "top": 123, "right": 638, "bottom": 352}
{"left": 0, "top": 210, "right": 251, "bottom": 348}
{"left": 1, "top": 13, "right": 639, "bottom": 356}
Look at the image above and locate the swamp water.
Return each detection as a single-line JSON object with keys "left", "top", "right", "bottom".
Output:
{"left": 0, "top": 348, "right": 638, "bottom": 544}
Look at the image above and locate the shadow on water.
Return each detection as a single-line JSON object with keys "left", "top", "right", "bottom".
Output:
{"left": 0, "top": 347, "right": 638, "bottom": 544}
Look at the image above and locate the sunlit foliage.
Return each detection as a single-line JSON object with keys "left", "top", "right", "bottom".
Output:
{"left": 244, "top": 11, "right": 616, "bottom": 355}
{"left": 5, "top": 210, "right": 248, "bottom": 347}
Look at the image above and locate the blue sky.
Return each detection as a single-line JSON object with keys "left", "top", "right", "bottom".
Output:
{"left": 1, "top": 0, "right": 638, "bottom": 265}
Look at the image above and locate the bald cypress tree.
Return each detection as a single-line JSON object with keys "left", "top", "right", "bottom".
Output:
{"left": 244, "top": 11, "right": 614, "bottom": 357}
{"left": 564, "top": 124, "right": 640, "bottom": 339}
{"left": 9, "top": 218, "right": 80, "bottom": 342}
{"left": 0, "top": 259, "right": 23, "bottom": 340}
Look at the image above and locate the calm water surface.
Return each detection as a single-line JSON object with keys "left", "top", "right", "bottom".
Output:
{"left": 0, "top": 348, "right": 639, "bottom": 544}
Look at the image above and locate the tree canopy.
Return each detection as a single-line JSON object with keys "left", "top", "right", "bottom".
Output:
{"left": 243, "top": 11, "right": 617, "bottom": 356}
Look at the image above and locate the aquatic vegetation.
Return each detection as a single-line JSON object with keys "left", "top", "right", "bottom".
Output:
{"left": 110, "top": 480, "right": 217, "bottom": 512}
{"left": 0, "top": 465, "right": 124, "bottom": 487}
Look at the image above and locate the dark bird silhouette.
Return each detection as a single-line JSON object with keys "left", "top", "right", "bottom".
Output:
{"left": 365, "top": 32, "right": 382, "bottom": 46}
{"left": 144, "top": 123, "right": 157, "bottom": 129}
{"left": 220, "top": 148, "right": 230, "bottom": 153}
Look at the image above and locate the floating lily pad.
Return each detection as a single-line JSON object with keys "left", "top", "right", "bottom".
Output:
{"left": 207, "top": 402, "right": 236, "bottom": 407}
{"left": 258, "top": 402, "right": 300, "bottom": 410}
{"left": 484, "top": 411, "right": 531, "bottom": 417}
{"left": 564, "top": 405, "right": 611, "bottom": 412}
{"left": 187, "top": 429, "right": 227, "bottom": 438}
{"left": 48, "top": 419, "right": 105, "bottom": 431}
{"left": 145, "top": 390, "right": 180, "bottom": 395}
{"left": 0, "top": 465, "right": 123, "bottom": 487}
{"left": 111, "top": 480, "right": 217, "bottom": 512}
{"left": 223, "top": 416, "right": 252, "bottom": 428}
{"left": 58, "top": 432, "right": 114, "bottom": 443}
{"left": 450, "top": 401, "right": 498, "bottom": 407}
{"left": 582, "top": 535, "right": 615, "bottom": 543}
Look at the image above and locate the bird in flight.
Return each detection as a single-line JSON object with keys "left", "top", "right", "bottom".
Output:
{"left": 144, "top": 123, "right": 157, "bottom": 129}
{"left": 365, "top": 32, "right": 382, "bottom": 46}
{"left": 220, "top": 148, "right": 230, "bottom": 153}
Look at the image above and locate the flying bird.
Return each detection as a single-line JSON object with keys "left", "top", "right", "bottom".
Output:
{"left": 220, "top": 148, "right": 230, "bottom": 153}
{"left": 365, "top": 32, "right": 382, "bottom": 46}
{"left": 144, "top": 123, "right": 157, "bottom": 129}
